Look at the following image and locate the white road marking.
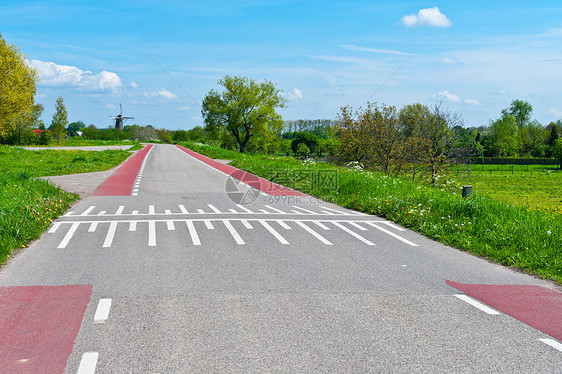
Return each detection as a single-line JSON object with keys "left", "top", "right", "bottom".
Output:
{"left": 539, "top": 338, "right": 562, "bottom": 352}
{"left": 319, "top": 210, "right": 335, "bottom": 215}
{"left": 321, "top": 207, "right": 349, "bottom": 215}
{"left": 88, "top": 222, "right": 98, "bottom": 233}
{"left": 103, "top": 222, "right": 118, "bottom": 248}
{"left": 94, "top": 298, "right": 112, "bottom": 323}
{"left": 149, "top": 205, "right": 155, "bottom": 215}
{"left": 133, "top": 189, "right": 139, "bottom": 192}
{"left": 77, "top": 352, "right": 98, "bottom": 374}
{"left": 58, "top": 222, "right": 80, "bottom": 248}
{"left": 223, "top": 220, "right": 245, "bottom": 245}
{"left": 115, "top": 206, "right": 124, "bottom": 215}
{"left": 290, "top": 210, "right": 304, "bottom": 215}
{"left": 178, "top": 205, "right": 188, "bottom": 214}
{"left": 98, "top": 211, "right": 106, "bottom": 216}
{"left": 260, "top": 220, "right": 289, "bottom": 244}
{"left": 129, "top": 221, "right": 137, "bottom": 231}
{"left": 148, "top": 221, "right": 156, "bottom": 246}
{"left": 276, "top": 220, "right": 291, "bottom": 229}
{"left": 208, "top": 204, "right": 221, "bottom": 213}
{"left": 236, "top": 204, "right": 254, "bottom": 213}
{"left": 264, "top": 205, "right": 286, "bottom": 214}
{"left": 197, "top": 209, "right": 205, "bottom": 214}
{"left": 81, "top": 206, "right": 95, "bottom": 216}
{"left": 165, "top": 209, "right": 171, "bottom": 215}
{"left": 48, "top": 222, "right": 61, "bottom": 233}
{"left": 292, "top": 206, "right": 317, "bottom": 214}
{"left": 203, "top": 219, "right": 214, "bottom": 229}
{"left": 241, "top": 220, "right": 253, "bottom": 229}
{"left": 381, "top": 221, "right": 405, "bottom": 231}
{"left": 295, "top": 221, "right": 332, "bottom": 245}
{"left": 167, "top": 220, "right": 175, "bottom": 230}
{"left": 132, "top": 193, "right": 138, "bottom": 196}
{"left": 314, "top": 221, "right": 330, "bottom": 230}
{"left": 365, "top": 222, "right": 418, "bottom": 247}
{"left": 63, "top": 211, "right": 73, "bottom": 217}
{"left": 229, "top": 209, "right": 238, "bottom": 213}
{"left": 132, "top": 210, "right": 138, "bottom": 215}
{"left": 454, "top": 294, "right": 500, "bottom": 315}
{"left": 186, "top": 220, "right": 201, "bottom": 245}
{"left": 331, "top": 222, "right": 375, "bottom": 245}
{"left": 349, "top": 221, "right": 367, "bottom": 231}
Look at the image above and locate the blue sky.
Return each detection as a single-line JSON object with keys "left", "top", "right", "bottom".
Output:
{"left": 2, "top": 1, "right": 562, "bottom": 130}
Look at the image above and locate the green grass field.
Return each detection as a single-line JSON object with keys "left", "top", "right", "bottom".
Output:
{"left": 465, "top": 171, "right": 562, "bottom": 211}
{"left": 0, "top": 145, "right": 132, "bottom": 264}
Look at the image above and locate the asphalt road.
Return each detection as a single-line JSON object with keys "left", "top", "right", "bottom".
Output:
{"left": 1, "top": 144, "right": 561, "bottom": 373}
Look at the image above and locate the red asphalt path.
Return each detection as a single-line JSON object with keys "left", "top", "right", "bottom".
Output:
{"left": 176, "top": 145, "right": 304, "bottom": 196}
{"left": 0, "top": 285, "right": 93, "bottom": 374}
{"left": 447, "top": 280, "right": 562, "bottom": 341}
{"left": 92, "top": 144, "right": 153, "bottom": 196}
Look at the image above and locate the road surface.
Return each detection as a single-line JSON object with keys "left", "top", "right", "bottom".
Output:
{"left": 1, "top": 144, "right": 561, "bottom": 373}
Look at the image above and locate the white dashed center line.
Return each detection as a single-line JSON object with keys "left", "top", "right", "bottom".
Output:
{"left": 454, "top": 294, "right": 501, "bottom": 315}
{"left": 77, "top": 352, "right": 98, "bottom": 374}
{"left": 94, "top": 298, "right": 112, "bottom": 323}
{"left": 539, "top": 338, "right": 562, "bottom": 352}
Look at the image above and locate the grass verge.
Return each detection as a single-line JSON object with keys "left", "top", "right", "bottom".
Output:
{"left": 183, "top": 142, "right": 562, "bottom": 285}
{"left": 0, "top": 145, "right": 132, "bottom": 264}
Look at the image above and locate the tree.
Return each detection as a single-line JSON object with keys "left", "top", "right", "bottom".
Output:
{"left": 67, "top": 121, "right": 85, "bottom": 137}
{"left": 553, "top": 138, "right": 562, "bottom": 169}
{"left": 501, "top": 99, "right": 533, "bottom": 128}
{"left": 416, "top": 104, "right": 460, "bottom": 184}
{"left": 0, "top": 33, "right": 38, "bottom": 141}
{"left": 290, "top": 131, "right": 319, "bottom": 155}
{"left": 296, "top": 143, "right": 311, "bottom": 157}
{"left": 201, "top": 75, "right": 286, "bottom": 153}
{"left": 488, "top": 115, "right": 519, "bottom": 157}
{"left": 51, "top": 96, "right": 68, "bottom": 145}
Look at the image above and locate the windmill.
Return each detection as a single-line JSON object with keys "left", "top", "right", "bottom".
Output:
{"left": 109, "top": 103, "right": 134, "bottom": 131}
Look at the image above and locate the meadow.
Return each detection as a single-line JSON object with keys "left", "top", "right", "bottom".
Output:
{"left": 0, "top": 145, "right": 132, "bottom": 264}
{"left": 464, "top": 168, "right": 562, "bottom": 211}
{"left": 180, "top": 142, "right": 562, "bottom": 285}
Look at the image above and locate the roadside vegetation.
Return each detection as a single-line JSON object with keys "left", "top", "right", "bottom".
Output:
{"left": 181, "top": 141, "right": 561, "bottom": 284}
{"left": 0, "top": 146, "right": 131, "bottom": 264}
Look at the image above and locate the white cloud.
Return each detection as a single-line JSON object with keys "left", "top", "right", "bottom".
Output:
{"left": 549, "top": 108, "right": 562, "bottom": 117}
{"left": 433, "top": 90, "right": 461, "bottom": 103}
{"left": 401, "top": 7, "right": 452, "bottom": 28}
{"left": 143, "top": 89, "right": 179, "bottom": 101}
{"left": 285, "top": 88, "right": 303, "bottom": 101}
{"left": 29, "top": 59, "right": 122, "bottom": 91}
{"left": 157, "top": 89, "right": 178, "bottom": 100}
{"left": 178, "top": 105, "right": 191, "bottom": 111}
{"left": 436, "top": 57, "right": 460, "bottom": 65}
{"left": 308, "top": 55, "right": 366, "bottom": 64}
{"left": 130, "top": 81, "right": 139, "bottom": 88}
{"left": 464, "top": 99, "right": 481, "bottom": 105}
{"left": 104, "top": 103, "right": 117, "bottom": 109}
{"left": 340, "top": 44, "right": 413, "bottom": 56}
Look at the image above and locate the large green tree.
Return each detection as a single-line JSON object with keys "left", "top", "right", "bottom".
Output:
{"left": 0, "top": 32, "right": 38, "bottom": 141}
{"left": 51, "top": 96, "right": 68, "bottom": 145}
{"left": 201, "top": 75, "right": 286, "bottom": 153}
{"left": 501, "top": 99, "right": 533, "bottom": 128}
{"left": 488, "top": 115, "right": 519, "bottom": 157}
